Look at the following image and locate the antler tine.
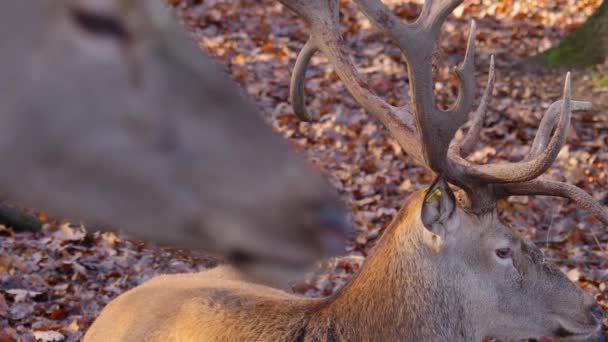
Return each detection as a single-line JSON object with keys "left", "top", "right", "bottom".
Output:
{"left": 417, "top": 0, "right": 467, "bottom": 35}
{"left": 451, "top": 73, "right": 573, "bottom": 184}
{"left": 290, "top": 39, "right": 319, "bottom": 122}
{"left": 497, "top": 179, "right": 608, "bottom": 226}
{"left": 353, "top": 0, "right": 413, "bottom": 40}
{"left": 452, "top": 55, "right": 495, "bottom": 158}
{"left": 524, "top": 99, "right": 592, "bottom": 161}
{"left": 449, "top": 20, "right": 477, "bottom": 124}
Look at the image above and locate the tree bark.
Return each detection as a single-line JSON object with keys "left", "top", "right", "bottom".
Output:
{"left": 526, "top": 1, "right": 608, "bottom": 68}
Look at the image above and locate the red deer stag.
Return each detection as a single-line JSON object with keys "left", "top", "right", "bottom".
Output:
{"left": 0, "top": 0, "right": 349, "bottom": 285}
{"left": 84, "top": 0, "right": 607, "bottom": 341}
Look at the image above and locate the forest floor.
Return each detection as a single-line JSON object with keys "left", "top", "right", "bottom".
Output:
{"left": 1, "top": 0, "right": 608, "bottom": 341}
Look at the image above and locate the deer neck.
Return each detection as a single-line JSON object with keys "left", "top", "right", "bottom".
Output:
{"left": 313, "top": 209, "right": 481, "bottom": 341}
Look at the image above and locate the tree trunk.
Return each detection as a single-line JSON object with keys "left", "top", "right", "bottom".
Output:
{"left": 526, "top": 1, "right": 608, "bottom": 68}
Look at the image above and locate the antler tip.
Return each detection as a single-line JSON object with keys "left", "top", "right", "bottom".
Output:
{"left": 488, "top": 55, "right": 495, "bottom": 79}
{"left": 468, "top": 20, "right": 477, "bottom": 37}
{"left": 563, "top": 72, "right": 571, "bottom": 102}
{"left": 459, "top": 19, "right": 477, "bottom": 70}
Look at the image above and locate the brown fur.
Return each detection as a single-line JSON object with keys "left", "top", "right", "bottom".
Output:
{"left": 85, "top": 190, "right": 600, "bottom": 342}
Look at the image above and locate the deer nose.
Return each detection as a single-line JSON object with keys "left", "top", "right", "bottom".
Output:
{"left": 317, "top": 205, "right": 350, "bottom": 256}
{"left": 590, "top": 304, "right": 605, "bottom": 323}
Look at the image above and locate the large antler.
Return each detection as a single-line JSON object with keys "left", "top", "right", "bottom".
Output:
{"left": 280, "top": 0, "right": 608, "bottom": 225}
{"left": 283, "top": 0, "right": 424, "bottom": 164}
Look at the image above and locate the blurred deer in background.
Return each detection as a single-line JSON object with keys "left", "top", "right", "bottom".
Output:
{"left": 0, "top": 0, "right": 350, "bottom": 285}
{"left": 85, "top": 0, "right": 607, "bottom": 341}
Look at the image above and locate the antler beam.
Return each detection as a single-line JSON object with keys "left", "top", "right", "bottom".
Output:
{"left": 497, "top": 179, "right": 608, "bottom": 226}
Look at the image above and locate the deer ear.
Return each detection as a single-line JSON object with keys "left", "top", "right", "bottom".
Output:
{"left": 421, "top": 176, "right": 456, "bottom": 234}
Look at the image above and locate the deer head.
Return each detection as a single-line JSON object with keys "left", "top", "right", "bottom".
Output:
{"left": 0, "top": 0, "right": 350, "bottom": 285}
{"left": 279, "top": 0, "right": 608, "bottom": 338}
{"left": 397, "top": 178, "right": 602, "bottom": 340}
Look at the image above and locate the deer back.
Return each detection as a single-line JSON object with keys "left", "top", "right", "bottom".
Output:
{"left": 85, "top": 183, "right": 602, "bottom": 341}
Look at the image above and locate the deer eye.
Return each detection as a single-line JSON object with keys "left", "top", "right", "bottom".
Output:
{"left": 495, "top": 247, "right": 513, "bottom": 259}
{"left": 70, "top": 7, "right": 130, "bottom": 43}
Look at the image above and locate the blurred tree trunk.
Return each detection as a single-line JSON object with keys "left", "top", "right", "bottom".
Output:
{"left": 526, "top": 1, "right": 608, "bottom": 68}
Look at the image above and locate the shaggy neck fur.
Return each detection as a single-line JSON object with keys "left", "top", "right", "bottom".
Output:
{"left": 303, "top": 195, "right": 480, "bottom": 341}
